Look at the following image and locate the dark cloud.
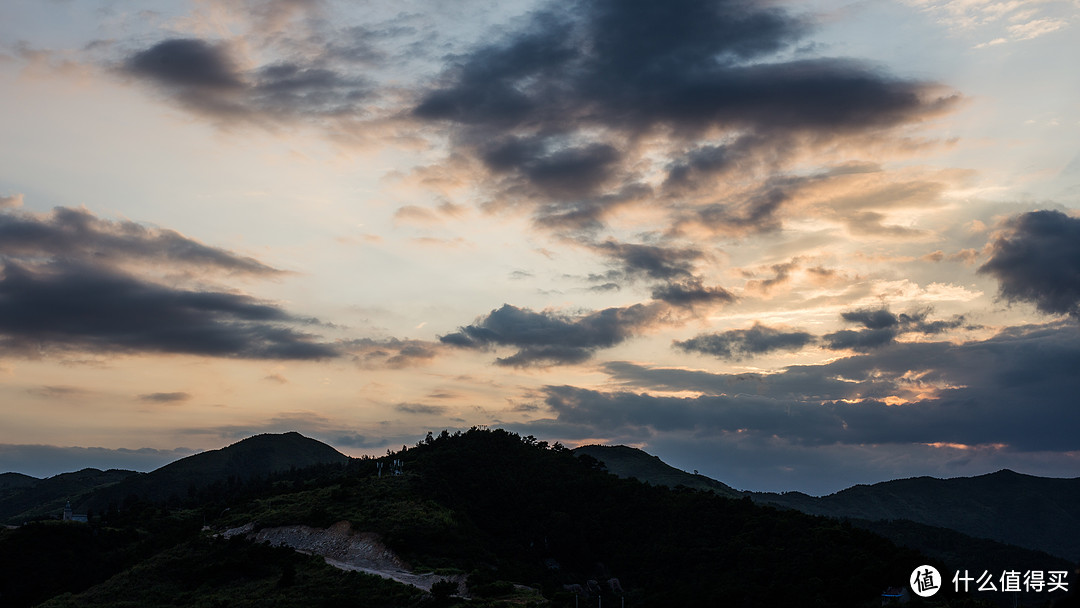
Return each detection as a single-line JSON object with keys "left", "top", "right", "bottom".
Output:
{"left": 125, "top": 38, "right": 243, "bottom": 90}
{"left": 588, "top": 282, "right": 621, "bottom": 293}
{"left": 481, "top": 137, "right": 623, "bottom": 200}
{"left": 548, "top": 322, "right": 1080, "bottom": 453}
{"left": 675, "top": 323, "right": 814, "bottom": 360}
{"left": 978, "top": 210, "right": 1080, "bottom": 317}
{"left": 395, "top": 403, "right": 447, "bottom": 415}
{"left": 416, "top": 1, "right": 948, "bottom": 134}
{"left": 669, "top": 178, "right": 796, "bottom": 237}
{"left": 663, "top": 144, "right": 737, "bottom": 191}
{"left": 822, "top": 327, "right": 897, "bottom": 351}
{"left": 0, "top": 206, "right": 280, "bottom": 276}
{"left": 841, "top": 308, "right": 901, "bottom": 329}
{"left": 330, "top": 433, "right": 395, "bottom": 450}
{"left": 745, "top": 259, "right": 799, "bottom": 293}
{"left": 346, "top": 338, "right": 440, "bottom": 368}
{"left": 823, "top": 307, "right": 965, "bottom": 351}
{"left": 592, "top": 240, "right": 704, "bottom": 281}
{"left": 0, "top": 444, "right": 197, "bottom": 478}
{"left": 137, "top": 392, "right": 191, "bottom": 403}
{"left": 0, "top": 261, "right": 337, "bottom": 360}
{"left": 440, "top": 302, "right": 666, "bottom": 366}
{"left": 650, "top": 280, "right": 735, "bottom": 307}
{"left": 122, "top": 37, "right": 372, "bottom": 123}
{"left": 0, "top": 205, "right": 336, "bottom": 360}
{"left": 414, "top": 0, "right": 956, "bottom": 235}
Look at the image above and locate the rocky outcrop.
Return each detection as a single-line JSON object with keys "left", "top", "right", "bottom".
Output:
{"left": 222, "top": 520, "right": 461, "bottom": 593}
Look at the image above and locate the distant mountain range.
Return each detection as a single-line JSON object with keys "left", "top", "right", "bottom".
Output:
{"left": 2, "top": 430, "right": 1078, "bottom": 607}
{"left": 1, "top": 432, "right": 348, "bottom": 524}
{"left": 575, "top": 443, "right": 1080, "bottom": 563}
{"left": 0, "top": 468, "right": 138, "bottom": 524}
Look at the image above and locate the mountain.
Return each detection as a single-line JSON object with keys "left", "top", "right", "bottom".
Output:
{"left": 752, "top": 469, "right": 1080, "bottom": 561}
{"left": 81, "top": 432, "right": 349, "bottom": 511}
{"left": 1, "top": 429, "right": 947, "bottom": 608}
{"left": 0, "top": 472, "right": 39, "bottom": 492}
{"left": 5, "top": 430, "right": 1078, "bottom": 607}
{"left": 573, "top": 444, "right": 742, "bottom": 499}
{"left": 0, "top": 468, "right": 137, "bottom": 525}
{"left": 578, "top": 443, "right": 1080, "bottom": 586}
{"left": 0, "top": 433, "right": 348, "bottom": 523}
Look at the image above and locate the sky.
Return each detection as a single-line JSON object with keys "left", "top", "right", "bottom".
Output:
{"left": 1, "top": 0, "right": 1078, "bottom": 495}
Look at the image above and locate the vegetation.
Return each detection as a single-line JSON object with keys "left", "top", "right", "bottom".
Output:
{"left": 36, "top": 535, "right": 427, "bottom": 608}
{"left": 572, "top": 444, "right": 742, "bottom": 498}
{"left": 0, "top": 469, "right": 137, "bottom": 524}
{"left": 753, "top": 470, "right": 1080, "bottom": 562}
{"left": 2, "top": 429, "right": 1076, "bottom": 607}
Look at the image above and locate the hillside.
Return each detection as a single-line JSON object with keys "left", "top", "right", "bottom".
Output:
{"left": 80, "top": 431, "right": 349, "bottom": 512}
{"left": 0, "top": 429, "right": 957, "bottom": 608}
{"left": 0, "top": 468, "right": 137, "bottom": 525}
{"left": 576, "top": 444, "right": 1080, "bottom": 563}
{"left": 0, "top": 472, "right": 39, "bottom": 493}
{"left": 573, "top": 444, "right": 742, "bottom": 499}
{"left": 752, "top": 469, "right": 1080, "bottom": 561}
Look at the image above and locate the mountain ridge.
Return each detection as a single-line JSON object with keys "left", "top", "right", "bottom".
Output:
{"left": 0, "top": 433, "right": 348, "bottom": 523}
{"left": 575, "top": 443, "right": 1080, "bottom": 562}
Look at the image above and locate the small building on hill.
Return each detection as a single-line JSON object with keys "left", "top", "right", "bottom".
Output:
{"left": 62, "top": 501, "right": 88, "bottom": 523}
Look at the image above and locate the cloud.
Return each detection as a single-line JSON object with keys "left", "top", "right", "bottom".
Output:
{"left": 413, "top": 0, "right": 958, "bottom": 237}
{"left": 978, "top": 210, "right": 1080, "bottom": 317}
{"left": 125, "top": 38, "right": 244, "bottom": 90}
{"left": 823, "top": 307, "right": 965, "bottom": 351}
{"left": 27, "top": 385, "right": 94, "bottom": 400}
{"left": 416, "top": 1, "right": 949, "bottom": 134}
{"left": 0, "top": 444, "right": 197, "bottom": 478}
{"left": 0, "top": 193, "right": 23, "bottom": 209}
{"left": 675, "top": 323, "right": 815, "bottom": 360}
{"left": 591, "top": 240, "right": 705, "bottom": 281}
{"left": 392, "top": 201, "right": 466, "bottom": 225}
{"left": 440, "top": 302, "right": 667, "bottom": 366}
{"left": 744, "top": 259, "right": 800, "bottom": 294}
{"left": 0, "top": 204, "right": 336, "bottom": 360}
{"left": 346, "top": 338, "right": 441, "bottom": 368}
{"left": 543, "top": 322, "right": 1080, "bottom": 455}
{"left": 121, "top": 37, "right": 373, "bottom": 125}
{"left": 650, "top": 280, "right": 735, "bottom": 308}
{"left": 0, "top": 260, "right": 337, "bottom": 360}
{"left": 137, "top": 392, "right": 192, "bottom": 403}
{"left": 395, "top": 402, "right": 447, "bottom": 415}
{"left": 0, "top": 206, "right": 279, "bottom": 276}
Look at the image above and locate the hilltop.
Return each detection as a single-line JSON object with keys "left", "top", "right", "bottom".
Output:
{"left": 575, "top": 443, "right": 1080, "bottom": 563}
{"left": 0, "top": 432, "right": 348, "bottom": 525}
{"left": 751, "top": 469, "right": 1080, "bottom": 561}
{"left": 2, "top": 430, "right": 1077, "bottom": 607}
{"left": 0, "top": 468, "right": 137, "bottom": 525}
{"left": 80, "top": 431, "right": 349, "bottom": 512}
{"left": 1, "top": 428, "right": 946, "bottom": 608}
{"left": 572, "top": 444, "right": 741, "bottom": 498}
